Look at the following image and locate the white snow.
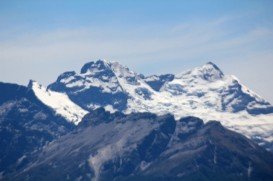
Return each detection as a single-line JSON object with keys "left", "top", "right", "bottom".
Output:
{"left": 31, "top": 81, "right": 88, "bottom": 125}
{"left": 121, "top": 62, "right": 273, "bottom": 148}
{"left": 56, "top": 60, "right": 123, "bottom": 94}
{"left": 144, "top": 75, "right": 159, "bottom": 82}
{"left": 45, "top": 60, "right": 273, "bottom": 147}
{"left": 104, "top": 105, "right": 117, "bottom": 113}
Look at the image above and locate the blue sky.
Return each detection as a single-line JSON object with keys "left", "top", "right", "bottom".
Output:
{"left": 1, "top": 0, "right": 273, "bottom": 102}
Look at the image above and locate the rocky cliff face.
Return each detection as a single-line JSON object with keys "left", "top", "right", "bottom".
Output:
{"left": 9, "top": 109, "right": 273, "bottom": 181}
{"left": 0, "top": 82, "right": 74, "bottom": 174}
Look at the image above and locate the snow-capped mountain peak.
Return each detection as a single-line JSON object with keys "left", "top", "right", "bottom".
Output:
{"left": 80, "top": 59, "right": 134, "bottom": 78}
{"left": 43, "top": 60, "right": 273, "bottom": 150}
{"left": 47, "top": 60, "right": 273, "bottom": 117}
{"left": 80, "top": 59, "right": 111, "bottom": 74}
{"left": 109, "top": 61, "right": 136, "bottom": 77}
{"left": 177, "top": 61, "right": 224, "bottom": 82}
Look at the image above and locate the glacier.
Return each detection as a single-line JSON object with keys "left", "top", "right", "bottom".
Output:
{"left": 30, "top": 59, "right": 273, "bottom": 150}
{"left": 29, "top": 80, "right": 88, "bottom": 125}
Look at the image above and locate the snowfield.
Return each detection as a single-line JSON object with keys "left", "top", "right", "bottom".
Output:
{"left": 32, "top": 59, "right": 273, "bottom": 150}
{"left": 30, "top": 81, "right": 88, "bottom": 124}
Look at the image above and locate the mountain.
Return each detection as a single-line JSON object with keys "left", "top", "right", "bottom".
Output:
{"left": 2, "top": 59, "right": 273, "bottom": 180}
{"left": 47, "top": 60, "right": 129, "bottom": 112}
{"left": 162, "top": 62, "right": 273, "bottom": 114}
{"left": 29, "top": 80, "right": 88, "bottom": 124}
{"left": 142, "top": 74, "right": 174, "bottom": 91}
{"left": 8, "top": 109, "right": 273, "bottom": 181}
{"left": 43, "top": 60, "right": 273, "bottom": 151}
{"left": 0, "top": 82, "right": 75, "bottom": 175}
{"left": 47, "top": 60, "right": 273, "bottom": 115}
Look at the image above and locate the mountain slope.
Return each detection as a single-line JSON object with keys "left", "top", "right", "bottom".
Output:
{"left": 142, "top": 73, "right": 174, "bottom": 91}
{"left": 0, "top": 82, "right": 74, "bottom": 175}
{"left": 46, "top": 60, "right": 273, "bottom": 151}
{"left": 47, "top": 60, "right": 273, "bottom": 116}
{"left": 48, "top": 60, "right": 129, "bottom": 112}
{"left": 161, "top": 62, "right": 273, "bottom": 114}
{"left": 29, "top": 80, "right": 88, "bottom": 125}
{"left": 9, "top": 109, "right": 273, "bottom": 181}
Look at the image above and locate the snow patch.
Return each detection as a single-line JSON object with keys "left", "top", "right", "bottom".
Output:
{"left": 31, "top": 81, "right": 88, "bottom": 124}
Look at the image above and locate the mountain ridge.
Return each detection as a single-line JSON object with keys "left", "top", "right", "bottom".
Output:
{"left": 0, "top": 82, "right": 74, "bottom": 175}
{"left": 8, "top": 109, "right": 273, "bottom": 181}
{"left": 28, "top": 59, "right": 273, "bottom": 151}
{"left": 1, "top": 78, "right": 273, "bottom": 180}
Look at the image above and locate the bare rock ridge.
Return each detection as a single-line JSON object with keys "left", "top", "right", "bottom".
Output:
{"left": 8, "top": 109, "right": 273, "bottom": 181}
